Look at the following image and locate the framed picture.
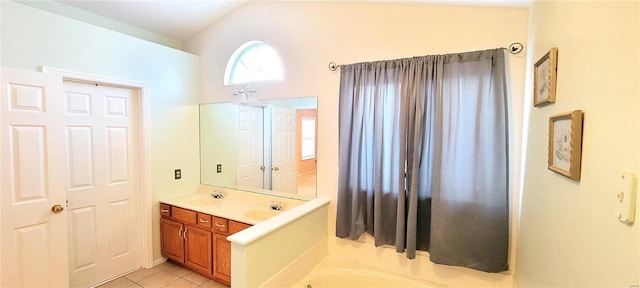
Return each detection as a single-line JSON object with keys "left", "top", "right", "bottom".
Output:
{"left": 533, "top": 47, "right": 558, "bottom": 107}
{"left": 548, "top": 110, "right": 583, "bottom": 180}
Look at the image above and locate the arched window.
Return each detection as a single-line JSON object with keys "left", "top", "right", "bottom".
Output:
{"left": 224, "top": 41, "right": 284, "bottom": 85}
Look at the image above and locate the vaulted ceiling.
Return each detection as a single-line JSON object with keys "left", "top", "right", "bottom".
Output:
{"left": 18, "top": 0, "right": 530, "bottom": 49}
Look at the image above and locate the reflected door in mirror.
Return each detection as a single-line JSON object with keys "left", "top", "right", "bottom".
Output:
{"left": 200, "top": 97, "right": 318, "bottom": 200}
{"left": 237, "top": 105, "right": 265, "bottom": 189}
{"left": 271, "top": 106, "right": 297, "bottom": 194}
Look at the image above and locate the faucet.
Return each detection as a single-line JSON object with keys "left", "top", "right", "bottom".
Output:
{"left": 268, "top": 201, "right": 283, "bottom": 211}
{"left": 210, "top": 191, "right": 224, "bottom": 199}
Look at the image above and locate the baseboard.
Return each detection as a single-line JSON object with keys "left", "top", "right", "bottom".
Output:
{"left": 152, "top": 257, "right": 168, "bottom": 267}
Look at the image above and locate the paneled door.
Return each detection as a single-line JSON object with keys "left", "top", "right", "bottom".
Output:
{"left": 1, "top": 67, "right": 70, "bottom": 287}
{"left": 63, "top": 81, "right": 142, "bottom": 287}
{"left": 271, "top": 106, "right": 297, "bottom": 194}
{"left": 236, "top": 105, "right": 264, "bottom": 189}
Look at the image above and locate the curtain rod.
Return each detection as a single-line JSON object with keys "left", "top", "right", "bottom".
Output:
{"left": 328, "top": 42, "right": 524, "bottom": 71}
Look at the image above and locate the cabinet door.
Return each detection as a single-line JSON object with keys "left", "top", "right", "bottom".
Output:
{"left": 212, "top": 233, "right": 232, "bottom": 284}
{"left": 212, "top": 220, "right": 251, "bottom": 285}
{"left": 160, "top": 218, "right": 184, "bottom": 263}
{"left": 184, "top": 225, "right": 213, "bottom": 275}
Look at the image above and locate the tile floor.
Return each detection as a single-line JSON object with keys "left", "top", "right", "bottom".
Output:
{"left": 97, "top": 261, "right": 229, "bottom": 288}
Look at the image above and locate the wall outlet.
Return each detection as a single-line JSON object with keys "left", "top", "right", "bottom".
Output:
{"left": 174, "top": 169, "right": 181, "bottom": 180}
{"left": 216, "top": 164, "right": 222, "bottom": 173}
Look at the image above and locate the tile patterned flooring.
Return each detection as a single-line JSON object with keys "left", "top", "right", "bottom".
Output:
{"left": 97, "top": 261, "right": 229, "bottom": 288}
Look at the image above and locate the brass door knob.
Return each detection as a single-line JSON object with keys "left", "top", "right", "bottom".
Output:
{"left": 51, "top": 204, "right": 64, "bottom": 214}
{"left": 273, "top": 167, "right": 279, "bottom": 171}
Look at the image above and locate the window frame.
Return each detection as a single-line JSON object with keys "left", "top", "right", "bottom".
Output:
{"left": 224, "top": 41, "right": 284, "bottom": 86}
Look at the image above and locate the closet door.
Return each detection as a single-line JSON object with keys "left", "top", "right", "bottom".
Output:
{"left": 1, "top": 67, "right": 70, "bottom": 287}
{"left": 64, "top": 81, "right": 142, "bottom": 287}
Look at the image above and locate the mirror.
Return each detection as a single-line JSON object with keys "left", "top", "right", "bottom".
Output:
{"left": 200, "top": 97, "right": 317, "bottom": 200}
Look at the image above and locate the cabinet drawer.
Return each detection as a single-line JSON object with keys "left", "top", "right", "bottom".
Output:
{"left": 160, "top": 203, "right": 171, "bottom": 218}
{"left": 229, "top": 220, "right": 251, "bottom": 234}
{"left": 197, "top": 213, "right": 212, "bottom": 228}
{"left": 212, "top": 217, "right": 228, "bottom": 233}
{"left": 172, "top": 207, "right": 197, "bottom": 224}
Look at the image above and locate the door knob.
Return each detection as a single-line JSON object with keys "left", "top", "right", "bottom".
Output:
{"left": 273, "top": 167, "right": 279, "bottom": 171}
{"left": 51, "top": 204, "right": 64, "bottom": 214}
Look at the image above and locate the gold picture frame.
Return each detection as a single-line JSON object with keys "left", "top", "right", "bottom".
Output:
{"left": 548, "top": 110, "right": 583, "bottom": 180}
{"left": 533, "top": 47, "right": 558, "bottom": 107}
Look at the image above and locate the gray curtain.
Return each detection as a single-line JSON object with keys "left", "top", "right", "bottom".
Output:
{"left": 336, "top": 48, "right": 509, "bottom": 273}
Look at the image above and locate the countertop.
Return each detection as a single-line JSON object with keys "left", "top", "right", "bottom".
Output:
{"left": 159, "top": 186, "right": 306, "bottom": 225}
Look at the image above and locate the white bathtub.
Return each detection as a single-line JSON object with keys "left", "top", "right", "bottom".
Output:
{"left": 296, "top": 268, "right": 442, "bottom": 288}
{"left": 293, "top": 258, "right": 445, "bottom": 288}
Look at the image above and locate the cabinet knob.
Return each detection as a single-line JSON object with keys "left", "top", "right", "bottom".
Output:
{"left": 199, "top": 218, "right": 209, "bottom": 223}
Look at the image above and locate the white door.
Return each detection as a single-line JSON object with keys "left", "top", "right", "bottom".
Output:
{"left": 63, "top": 81, "right": 142, "bottom": 287}
{"left": 1, "top": 67, "right": 70, "bottom": 287}
{"left": 271, "top": 106, "right": 297, "bottom": 194}
{"left": 236, "top": 105, "right": 264, "bottom": 189}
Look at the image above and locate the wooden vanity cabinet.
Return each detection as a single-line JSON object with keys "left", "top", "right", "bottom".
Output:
{"left": 160, "top": 203, "right": 251, "bottom": 285}
{"left": 160, "top": 205, "right": 212, "bottom": 276}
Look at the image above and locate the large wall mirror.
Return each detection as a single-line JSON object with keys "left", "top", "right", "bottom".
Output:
{"left": 200, "top": 97, "right": 317, "bottom": 200}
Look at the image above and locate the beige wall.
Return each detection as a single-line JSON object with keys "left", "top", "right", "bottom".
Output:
{"left": 1, "top": 1, "right": 202, "bottom": 263}
{"left": 185, "top": 1, "right": 528, "bottom": 286}
{"left": 200, "top": 104, "right": 239, "bottom": 186}
{"left": 516, "top": 1, "right": 640, "bottom": 287}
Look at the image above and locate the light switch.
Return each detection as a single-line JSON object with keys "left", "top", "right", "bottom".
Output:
{"left": 614, "top": 171, "right": 637, "bottom": 224}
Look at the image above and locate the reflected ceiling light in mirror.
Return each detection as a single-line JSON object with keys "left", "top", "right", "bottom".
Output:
{"left": 232, "top": 85, "right": 257, "bottom": 103}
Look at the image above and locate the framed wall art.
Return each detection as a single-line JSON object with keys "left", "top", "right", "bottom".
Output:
{"left": 533, "top": 47, "right": 558, "bottom": 107}
{"left": 548, "top": 110, "right": 583, "bottom": 180}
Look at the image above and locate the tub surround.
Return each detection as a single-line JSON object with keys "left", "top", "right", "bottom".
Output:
{"left": 228, "top": 197, "right": 329, "bottom": 245}
{"left": 230, "top": 198, "right": 330, "bottom": 288}
{"left": 259, "top": 235, "right": 329, "bottom": 288}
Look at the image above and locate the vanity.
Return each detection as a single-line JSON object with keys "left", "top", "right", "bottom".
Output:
{"left": 159, "top": 186, "right": 305, "bottom": 285}
{"left": 161, "top": 97, "right": 319, "bottom": 286}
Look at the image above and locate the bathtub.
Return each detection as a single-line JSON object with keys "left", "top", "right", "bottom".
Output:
{"left": 293, "top": 258, "right": 445, "bottom": 288}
